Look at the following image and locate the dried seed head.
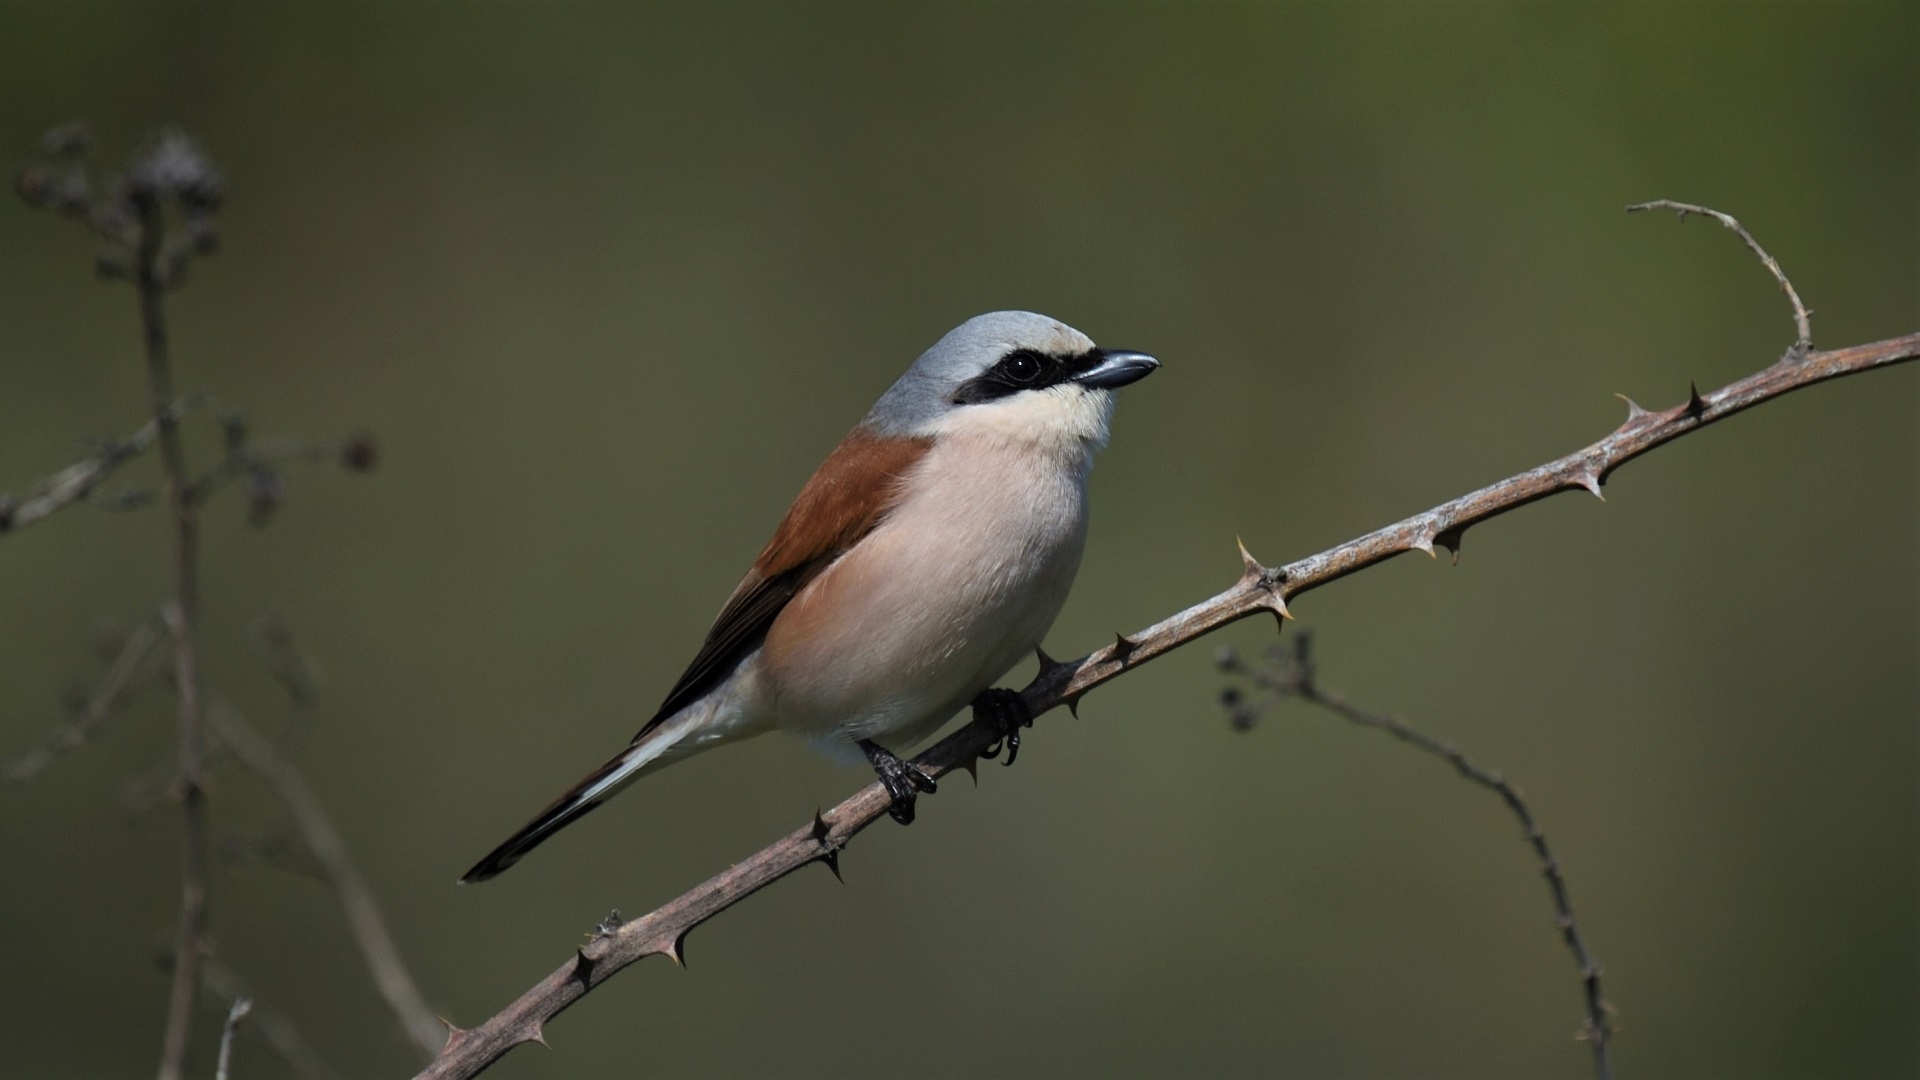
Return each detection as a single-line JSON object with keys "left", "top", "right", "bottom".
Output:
{"left": 41, "top": 123, "right": 92, "bottom": 159}
{"left": 340, "top": 432, "right": 379, "bottom": 472}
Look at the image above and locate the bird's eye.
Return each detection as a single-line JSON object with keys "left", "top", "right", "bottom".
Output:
{"left": 1002, "top": 354, "right": 1041, "bottom": 382}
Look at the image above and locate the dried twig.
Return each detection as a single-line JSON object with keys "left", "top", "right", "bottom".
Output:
{"left": 418, "top": 208, "right": 1918, "bottom": 1078}
{"left": 17, "top": 126, "right": 386, "bottom": 1077}
{"left": 1627, "top": 199, "right": 1813, "bottom": 353}
{"left": 138, "top": 154, "right": 214, "bottom": 1079}
{"left": 198, "top": 954, "right": 337, "bottom": 1080}
{"left": 215, "top": 996, "right": 252, "bottom": 1080}
{"left": 3, "top": 618, "right": 162, "bottom": 781}
{"left": 205, "top": 698, "right": 445, "bottom": 1059}
{"left": 0, "top": 394, "right": 205, "bottom": 534}
{"left": 1219, "top": 636, "right": 1613, "bottom": 1080}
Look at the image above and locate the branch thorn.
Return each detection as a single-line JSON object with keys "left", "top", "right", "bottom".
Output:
{"left": 1685, "top": 381, "right": 1707, "bottom": 421}
{"left": 809, "top": 810, "right": 846, "bottom": 878}
{"left": 1236, "top": 535, "right": 1266, "bottom": 580}
{"left": 1064, "top": 692, "right": 1083, "bottom": 718}
{"left": 1574, "top": 470, "right": 1605, "bottom": 501}
{"left": 1033, "top": 645, "right": 1072, "bottom": 682}
{"left": 1111, "top": 632, "right": 1139, "bottom": 665}
{"left": 1266, "top": 591, "right": 1293, "bottom": 623}
{"left": 1614, "top": 393, "right": 1649, "bottom": 423}
{"left": 1434, "top": 526, "right": 1465, "bottom": 565}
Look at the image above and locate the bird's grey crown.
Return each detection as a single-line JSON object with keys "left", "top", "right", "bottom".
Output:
{"left": 861, "top": 311, "right": 1097, "bottom": 436}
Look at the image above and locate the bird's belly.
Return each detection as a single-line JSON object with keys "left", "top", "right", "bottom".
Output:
{"left": 758, "top": 451, "right": 1088, "bottom": 747}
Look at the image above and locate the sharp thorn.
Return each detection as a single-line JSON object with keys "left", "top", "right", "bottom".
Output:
{"left": 1614, "top": 392, "right": 1649, "bottom": 421}
{"left": 1434, "top": 526, "right": 1465, "bottom": 565}
{"left": 820, "top": 848, "right": 843, "bottom": 883}
{"left": 959, "top": 755, "right": 979, "bottom": 785}
{"left": 526, "top": 1023, "right": 550, "bottom": 1049}
{"left": 1112, "top": 632, "right": 1138, "bottom": 664}
{"left": 572, "top": 948, "right": 596, "bottom": 986}
{"left": 1034, "top": 644, "right": 1059, "bottom": 671}
{"left": 1065, "top": 693, "right": 1083, "bottom": 718}
{"left": 810, "top": 810, "right": 832, "bottom": 846}
{"left": 665, "top": 933, "right": 688, "bottom": 967}
{"left": 1685, "top": 381, "right": 1707, "bottom": 420}
{"left": 1269, "top": 591, "right": 1293, "bottom": 622}
{"left": 1574, "top": 470, "right": 1605, "bottom": 500}
{"left": 1235, "top": 535, "right": 1266, "bottom": 581}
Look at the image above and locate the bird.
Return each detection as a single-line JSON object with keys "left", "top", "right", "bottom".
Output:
{"left": 460, "top": 311, "right": 1159, "bottom": 882}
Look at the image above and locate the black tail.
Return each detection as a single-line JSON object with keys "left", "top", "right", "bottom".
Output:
{"left": 459, "top": 736, "right": 664, "bottom": 882}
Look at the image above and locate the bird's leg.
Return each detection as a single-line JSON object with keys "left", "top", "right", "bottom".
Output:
{"left": 859, "top": 739, "right": 936, "bottom": 825}
{"left": 972, "top": 688, "right": 1034, "bottom": 767}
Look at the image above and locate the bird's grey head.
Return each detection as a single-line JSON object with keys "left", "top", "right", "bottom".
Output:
{"left": 862, "top": 311, "right": 1159, "bottom": 445}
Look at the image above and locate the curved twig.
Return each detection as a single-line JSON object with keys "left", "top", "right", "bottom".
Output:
{"left": 1219, "top": 635, "right": 1613, "bottom": 1080}
{"left": 204, "top": 699, "right": 446, "bottom": 1060}
{"left": 1627, "top": 200, "right": 1813, "bottom": 353}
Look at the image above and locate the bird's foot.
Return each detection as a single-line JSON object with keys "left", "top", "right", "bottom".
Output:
{"left": 973, "top": 688, "right": 1034, "bottom": 766}
{"left": 859, "top": 739, "right": 936, "bottom": 825}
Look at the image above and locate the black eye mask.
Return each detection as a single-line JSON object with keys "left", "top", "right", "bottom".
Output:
{"left": 952, "top": 348, "right": 1105, "bottom": 405}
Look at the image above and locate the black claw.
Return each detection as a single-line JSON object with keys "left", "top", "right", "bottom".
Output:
{"left": 970, "top": 688, "right": 1033, "bottom": 768}
{"left": 860, "top": 739, "right": 934, "bottom": 825}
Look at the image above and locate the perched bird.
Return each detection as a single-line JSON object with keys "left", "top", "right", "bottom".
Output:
{"left": 461, "top": 311, "right": 1158, "bottom": 882}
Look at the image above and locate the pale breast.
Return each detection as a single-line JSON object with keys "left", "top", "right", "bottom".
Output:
{"left": 757, "top": 431, "right": 1092, "bottom": 746}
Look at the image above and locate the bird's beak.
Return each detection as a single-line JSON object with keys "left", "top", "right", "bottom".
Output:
{"left": 1074, "top": 350, "right": 1161, "bottom": 389}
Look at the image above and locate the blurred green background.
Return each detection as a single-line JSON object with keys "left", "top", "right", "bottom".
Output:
{"left": 1, "top": 3, "right": 1912, "bottom": 1078}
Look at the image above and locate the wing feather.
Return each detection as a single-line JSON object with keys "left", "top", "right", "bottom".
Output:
{"left": 633, "top": 428, "right": 931, "bottom": 741}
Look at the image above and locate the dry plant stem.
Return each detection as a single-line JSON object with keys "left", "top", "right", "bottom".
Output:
{"left": 215, "top": 996, "right": 252, "bottom": 1080}
{"left": 3, "top": 618, "right": 160, "bottom": 781}
{"left": 1627, "top": 200, "right": 1813, "bottom": 351}
{"left": 1227, "top": 639, "right": 1612, "bottom": 1080}
{"left": 419, "top": 245, "right": 1920, "bottom": 1078}
{"left": 144, "top": 197, "right": 209, "bottom": 1080}
{"left": 204, "top": 701, "right": 446, "bottom": 1059}
{"left": 0, "top": 394, "right": 203, "bottom": 534}
{"left": 199, "top": 954, "right": 337, "bottom": 1080}
{"left": 1307, "top": 690, "right": 1613, "bottom": 1080}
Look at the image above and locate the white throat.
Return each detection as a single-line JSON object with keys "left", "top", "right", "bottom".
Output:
{"left": 925, "top": 384, "right": 1114, "bottom": 468}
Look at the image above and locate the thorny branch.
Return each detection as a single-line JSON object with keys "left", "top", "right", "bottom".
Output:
{"left": 418, "top": 207, "right": 1919, "bottom": 1080}
{"left": 1218, "top": 635, "right": 1613, "bottom": 1080}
